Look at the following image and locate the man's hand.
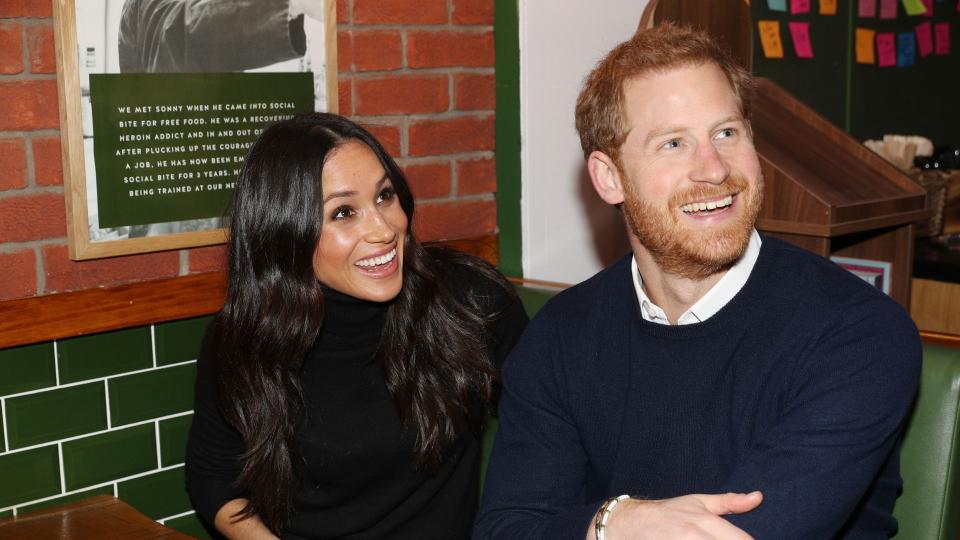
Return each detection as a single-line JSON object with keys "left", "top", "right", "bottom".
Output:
{"left": 590, "top": 491, "right": 763, "bottom": 540}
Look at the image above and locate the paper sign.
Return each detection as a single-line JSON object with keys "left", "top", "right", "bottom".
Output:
{"left": 935, "top": 22, "right": 951, "bottom": 55}
{"left": 820, "top": 0, "right": 838, "bottom": 14}
{"left": 789, "top": 21, "right": 814, "bottom": 58}
{"left": 768, "top": 0, "right": 788, "bottom": 11}
{"left": 758, "top": 20, "right": 785, "bottom": 58}
{"left": 792, "top": 0, "right": 811, "bottom": 13}
{"left": 880, "top": 0, "right": 899, "bottom": 17}
{"left": 916, "top": 21, "right": 934, "bottom": 56}
{"left": 877, "top": 32, "right": 897, "bottom": 65}
{"left": 897, "top": 32, "right": 917, "bottom": 65}
{"left": 860, "top": 0, "right": 878, "bottom": 16}
{"left": 856, "top": 28, "right": 877, "bottom": 63}
{"left": 902, "top": 0, "right": 927, "bottom": 15}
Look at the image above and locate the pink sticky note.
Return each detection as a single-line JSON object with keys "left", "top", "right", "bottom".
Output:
{"left": 859, "top": 0, "right": 878, "bottom": 16}
{"left": 877, "top": 32, "right": 896, "bottom": 66}
{"left": 935, "top": 22, "right": 951, "bottom": 55}
{"left": 791, "top": 0, "right": 811, "bottom": 13}
{"left": 880, "top": 0, "right": 898, "bottom": 18}
{"left": 789, "top": 21, "right": 814, "bottom": 58}
{"left": 922, "top": 0, "right": 933, "bottom": 15}
{"left": 916, "top": 21, "right": 934, "bottom": 56}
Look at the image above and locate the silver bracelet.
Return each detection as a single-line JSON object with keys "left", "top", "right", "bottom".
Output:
{"left": 595, "top": 494, "right": 630, "bottom": 540}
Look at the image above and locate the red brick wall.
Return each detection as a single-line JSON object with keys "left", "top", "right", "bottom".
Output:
{"left": 0, "top": 0, "right": 497, "bottom": 301}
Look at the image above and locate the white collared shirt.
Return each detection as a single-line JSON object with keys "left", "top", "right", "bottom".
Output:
{"left": 631, "top": 229, "right": 762, "bottom": 325}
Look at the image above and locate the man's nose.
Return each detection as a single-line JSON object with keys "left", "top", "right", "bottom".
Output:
{"left": 689, "top": 143, "right": 730, "bottom": 184}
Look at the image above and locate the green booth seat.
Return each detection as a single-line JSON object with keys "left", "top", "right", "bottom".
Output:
{"left": 893, "top": 344, "right": 960, "bottom": 540}
{"left": 483, "top": 285, "right": 960, "bottom": 540}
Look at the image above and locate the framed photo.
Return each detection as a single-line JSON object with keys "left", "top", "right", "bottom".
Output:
{"left": 52, "top": 0, "right": 337, "bottom": 259}
{"left": 830, "top": 256, "right": 892, "bottom": 295}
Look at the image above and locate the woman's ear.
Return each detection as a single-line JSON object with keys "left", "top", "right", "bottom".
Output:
{"left": 587, "top": 150, "right": 625, "bottom": 206}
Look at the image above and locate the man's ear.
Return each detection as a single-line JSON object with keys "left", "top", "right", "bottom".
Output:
{"left": 587, "top": 150, "right": 625, "bottom": 205}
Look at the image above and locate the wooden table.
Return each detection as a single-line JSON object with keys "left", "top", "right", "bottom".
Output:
{"left": 0, "top": 495, "right": 194, "bottom": 539}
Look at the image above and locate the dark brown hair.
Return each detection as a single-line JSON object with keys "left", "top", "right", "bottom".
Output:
{"left": 211, "top": 113, "right": 507, "bottom": 533}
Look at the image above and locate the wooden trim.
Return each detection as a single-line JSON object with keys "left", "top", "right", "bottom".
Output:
{"left": 507, "top": 276, "right": 571, "bottom": 290}
{"left": 920, "top": 331, "right": 960, "bottom": 348}
{"left": 0, "top": 235, "right": 498, "bottom": 349}
{"left": 0, "top": 273, "right": 227, "bottom": 349}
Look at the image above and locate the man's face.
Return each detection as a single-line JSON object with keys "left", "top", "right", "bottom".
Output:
{"left": 615, "top": 62, "right": 763, "bottom": 279}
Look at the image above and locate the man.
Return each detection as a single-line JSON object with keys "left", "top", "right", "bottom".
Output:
{"left": 475, "top": 24, "right": 920, "bottom": 540}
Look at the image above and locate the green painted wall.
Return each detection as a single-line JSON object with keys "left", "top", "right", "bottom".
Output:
{"left": 495, "top": 0, "right": 523, "bottom": 277}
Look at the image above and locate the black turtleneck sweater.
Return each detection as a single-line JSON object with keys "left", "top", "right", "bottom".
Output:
{"left": 186, "top": 262, "right": 528, "bottom": 539}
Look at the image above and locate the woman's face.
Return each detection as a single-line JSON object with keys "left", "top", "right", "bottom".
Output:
{"left": 313, "top": 140, "right": 408, "bottom": 302}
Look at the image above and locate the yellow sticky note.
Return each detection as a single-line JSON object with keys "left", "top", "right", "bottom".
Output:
{"left": 820, "top": 0, "right": 838, "bottom": 14}
{"left": 856, "top": 28, "right": 877, "bottom": 64}
{"left": 758, "top": 20, "right": 785, "bottom": 59}
{"left": 901, "top": 0, "right": 926, "bottom": 15}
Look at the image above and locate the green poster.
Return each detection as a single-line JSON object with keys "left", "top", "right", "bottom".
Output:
{"left": 89, "top": 72, "right": 313, "bottom": 228}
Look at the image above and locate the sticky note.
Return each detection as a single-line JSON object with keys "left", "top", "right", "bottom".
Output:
{"left": 859, "top": 0, "right": 878, "bottom": 16}
{"left": 789, "top": 21, "right": 814, "bottom": 58}
{"left": 880, "top": 0, "right": 899, "bottom": 17}
{"left": 768, "top": 0, "right": 787, "bottom": 11}
{"left": 902, "top": 0, "right": 927, "bottom": 15}
{"left": 758, "top": 20, "right": 785, "bottom": 58}
{"left": 935, "top": 22, "right": 951, "bottom": 55}
{"left": 916, "top": 21, "right": 934, "bottom": 56}
{"left": 792, "top": 0, "right": 811, "bottom": 13}
{"left": 922, "top": 0, "right": 934, "bottom": 14}
{"left": 877, "top": 32, "right": 897, "bottom": 65}
{"left": 820, "top": 0, "right": 838, "bottom": 14}
{"left": 856, "top": 28, "right": 877, "bottom": 63}
{"left": 897, "top": 32, "right": 916, "bottom": 65}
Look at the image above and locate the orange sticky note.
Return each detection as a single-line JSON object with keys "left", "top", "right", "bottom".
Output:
{"left": 820, "top": 0, "right": 838, "bottom": 14}
{"left": 856, "top": 28, "right": 877, "bottom": 63}
{"left": 758, "top": 20, "right": 785, "bottom": 59}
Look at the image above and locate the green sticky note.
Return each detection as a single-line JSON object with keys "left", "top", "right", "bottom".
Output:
{"left": 901, "top": 0, "right": 927, "bottom": 15}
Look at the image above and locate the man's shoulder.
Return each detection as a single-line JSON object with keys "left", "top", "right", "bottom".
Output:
{"left": 758, "top": 235, "right": 918, "bottom": 339}
{"left": 537, "top": 254, "right": 634, "bottom": 319}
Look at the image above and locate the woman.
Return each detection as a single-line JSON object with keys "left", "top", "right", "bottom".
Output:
{"left": 185, "top": 113, "right": 528, "bottom": 539}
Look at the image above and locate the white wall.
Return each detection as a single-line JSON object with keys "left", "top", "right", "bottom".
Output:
{"left": 519, "top": 0, "right": 648, "bottom": 284}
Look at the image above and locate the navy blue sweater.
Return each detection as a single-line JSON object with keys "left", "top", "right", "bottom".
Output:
{"left": 475, "top": 237, "right": 921, "bottom": 539}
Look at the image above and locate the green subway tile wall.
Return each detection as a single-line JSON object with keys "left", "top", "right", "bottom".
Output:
{"left": 108, "top": 364, "right": 195, "bottom": 426}
{"left": 159, "top": 414, "right": 193, "bottom": 467}
{"left": 155, "top": 316, "right": 210, "bottom": 366}
{"left": 5, "top": 382, "right": 107, "bottom": 449}
{"left": 62, "top": 416, "right": 158, "bottom": 491}
{"left": 0, "top": 343, "right": 57, "bottom": 396}
{"left": 117, "top": 466, "right": 191, "bottom": 520}
{"left": 0, "top": 316, "right": 208, "bottom": 530}
{"left": 0, "top": 445, "right": 61, "bottom": 508}
{"left": 58, "top": 327, "right": 153, "bottom": 384}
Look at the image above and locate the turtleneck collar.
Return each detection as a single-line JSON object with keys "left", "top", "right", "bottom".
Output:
{"left": 318, "top": 287, "right": 391, "bottom": 342}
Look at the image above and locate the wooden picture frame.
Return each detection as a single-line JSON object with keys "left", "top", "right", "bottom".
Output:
{"left": 52, "top": 0, "right": 337, "bottom": 260}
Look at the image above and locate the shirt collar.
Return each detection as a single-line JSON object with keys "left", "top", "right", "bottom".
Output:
{"left": 631, "top": 229, "right": 762, "bottom": 325}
